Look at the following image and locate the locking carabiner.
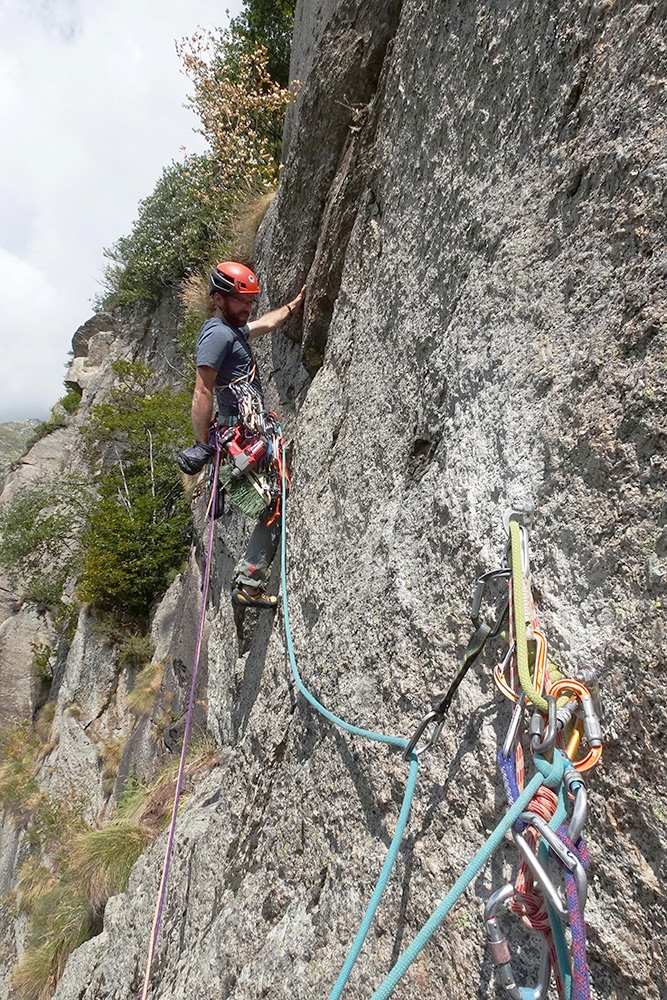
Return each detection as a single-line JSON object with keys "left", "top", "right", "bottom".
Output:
{"left": 551, "top": 678, "right": 603, "bottom": 772}
{"left": 485, "top": 884, "right": 551, "bottom": 1000}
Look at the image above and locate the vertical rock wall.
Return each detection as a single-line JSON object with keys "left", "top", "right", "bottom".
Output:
{"left": 3, "top": 3, "right": 667, "bottom": 1000}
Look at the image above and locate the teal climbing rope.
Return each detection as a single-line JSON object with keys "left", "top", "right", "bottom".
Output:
{"left": 366, "top": 751, "right": 567, "bottom": 1000}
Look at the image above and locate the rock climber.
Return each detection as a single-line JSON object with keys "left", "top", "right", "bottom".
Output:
{"left": 177, "top": 261, "right": 305, "bottom": 609}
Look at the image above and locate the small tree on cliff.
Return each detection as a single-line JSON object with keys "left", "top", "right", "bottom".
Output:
{"left": 78, "top": 360, "right": 192, "bottom": 617}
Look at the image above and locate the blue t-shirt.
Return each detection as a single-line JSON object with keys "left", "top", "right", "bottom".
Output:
{"left": 195, "top": 317, "right": 264, "bottom": 416}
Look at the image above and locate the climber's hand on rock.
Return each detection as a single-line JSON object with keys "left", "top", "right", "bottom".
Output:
{"left": 290, "top": 285, "right": 306, "bottom": 313}
{"left": 177, "top": 442, "right": 216, "bottom": 476}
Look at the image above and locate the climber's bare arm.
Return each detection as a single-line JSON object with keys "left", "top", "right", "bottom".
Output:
{"left": 192, "top": 366, "right": 217, "bottom": 445}
{"left": 248, "top": 285, "right": 306, "bottom": 340}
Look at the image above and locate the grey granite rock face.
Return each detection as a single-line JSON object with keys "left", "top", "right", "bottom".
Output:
{"left": 0, "top": 604, "right": 53, "bottom": 727}
{"left": 0, "top": 421, "right": 40, "bottom": 492}
{"left": 5, "top": 3, "right": 667, "bottom": 1000}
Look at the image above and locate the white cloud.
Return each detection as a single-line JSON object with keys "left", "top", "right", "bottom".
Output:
{"left": 0, "top": 247, "right": 65, "bottom": 421}
{"left": 0, "top": 0, "right": 244, "bottom": 422}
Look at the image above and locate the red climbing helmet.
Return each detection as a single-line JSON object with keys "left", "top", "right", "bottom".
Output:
{"left": 209, "top": 261, "right": 260, "bottom": 297}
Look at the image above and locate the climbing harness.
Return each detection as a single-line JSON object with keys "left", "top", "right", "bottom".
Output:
{"left": 212, "top": 371, "right": 286, "bottom": 519}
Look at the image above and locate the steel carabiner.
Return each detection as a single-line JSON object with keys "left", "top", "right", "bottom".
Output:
{"left": 470, "top": 567, "right": 511, "bottom": 621}
{"left": 564, "top": 767, "right": 588, "bottom": 842}
{"left": 530, "top": 695, "right": 558, "bottom": 754}
{"left": 550, "top": 678, "right": 603, "bottom": 772}
{"left": 485, "top": 884, "right": 551, "bottom": 1000}
{"left": 519, "top": 811, "right": 588, "bottom": 915}
{"left": 403, "top": 710, "right": 445, "bottom": 760}
{"left": 512, "top": 829, "right": 569, "bottom": 922}
{"left": 501, "top": 691, "right": 526, "bottom": 759}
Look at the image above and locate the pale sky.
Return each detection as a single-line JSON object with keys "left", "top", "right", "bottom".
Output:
{"left": 0, "top": 0, "right": 243, "bottom": 423}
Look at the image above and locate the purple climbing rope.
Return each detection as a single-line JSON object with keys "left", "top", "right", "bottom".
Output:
{"left": 555, "top": 824, "right": 592, "bottom": 1000}
{"left": 139, "top": 442, "right": 221, "bottom": 1000}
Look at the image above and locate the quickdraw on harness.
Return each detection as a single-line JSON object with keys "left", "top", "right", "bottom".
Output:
{"left": 406, "top": 503, "right": 602, "bottom": 1000}
{"left": 210, "top": 366, "right": 289, "bottom": 522}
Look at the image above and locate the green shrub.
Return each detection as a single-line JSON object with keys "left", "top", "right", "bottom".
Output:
{"left": 81, "top": 359, "right": 191, "bottom": 466}
{"left": 117, "top": 633, "right": 156, "bottom": 668}
{"left": 101, "top": 1, "right": 294, "bottom": 308}
{"left": 229, "top": 0, "right": 296, "bottom": 88}
{"left": 57, "top": 388, "right": 82, "bottom": 415}
{"left": 0, "top": 475, "right": 90, "bottom": 606}
{"left": 23, "top": 387, "right": 81, "bottom": 451}
{"left": 77, "top": 359, "right": 192, "bottom": 617}
{"left": 101, "top": 157, "right": 231, "bottom": 308}
{"left": 78, "top": 479, "right": 191, "bottom": 615}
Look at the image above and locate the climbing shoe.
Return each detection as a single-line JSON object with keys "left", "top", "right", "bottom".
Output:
{"left": 231, "top": 587, "right": 278, "bottom": 610}
{"left": 177, "top": 442, "right": 215, "bottom": 476}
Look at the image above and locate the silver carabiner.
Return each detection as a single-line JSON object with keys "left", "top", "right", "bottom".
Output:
{"left": 485, "top": 884, "right": 550, "bottom": 1000}
{"left": 530, "top": 695, "right": 558, "bottom": 754}
{"left": 519, "top": 811, "right": 588, "bottom": 914}
{"left": 513, "top": 829, "right": 569, "bottom": 922}
{"left": 403, "top": 710, "right": 445, "bottom": 760}
{"left": 564, "top": 767, "right": 588, "bottom": 843}
{"left": 501, "top": 691, "right": 526, "bottom": 760}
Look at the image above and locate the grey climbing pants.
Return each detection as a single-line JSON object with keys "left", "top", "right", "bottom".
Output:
{"left": 234, "top": 507, "right": 281, "bottom": 588}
